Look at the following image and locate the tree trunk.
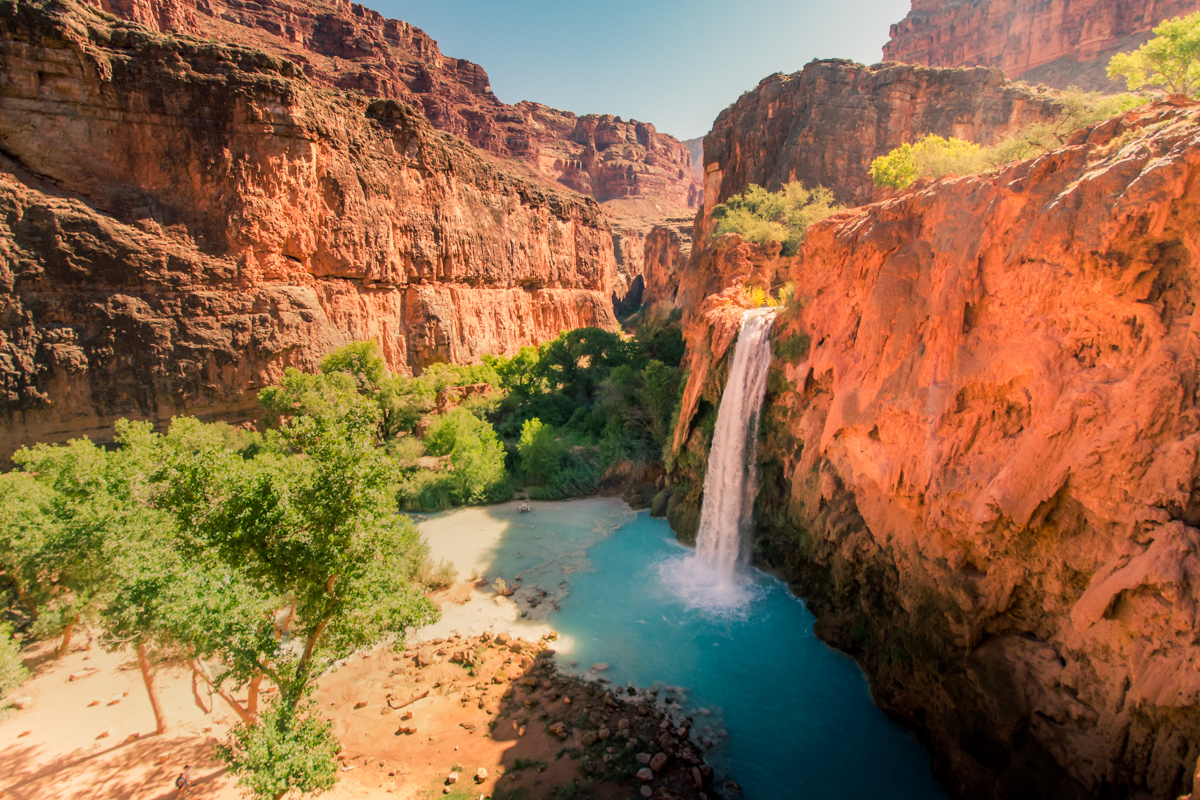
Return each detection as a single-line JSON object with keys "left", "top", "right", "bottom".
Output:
{"left": 192, "top": 660, "right": 255, "bottom": 725}
{"left": 290, "top": 617, "right": 331, "bottom": 710}
{"left": 246, "top": 672, "right": 264, "bottom": 717}
{"left": 57, "top": 616, "right": 77, "bottom": 658}
{"left": 10, "top": 577, "right": 38, "bottom": 621}
{"left": 137, "top": 640, "right": 167, "bottom": 734}
{"left": 190, "top": 667, "right": 211, "bottom": 714}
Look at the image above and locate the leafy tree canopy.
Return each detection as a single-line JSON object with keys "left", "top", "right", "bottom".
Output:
{"left": 1109, "top": 12, "right": 1200, "bottom": 97}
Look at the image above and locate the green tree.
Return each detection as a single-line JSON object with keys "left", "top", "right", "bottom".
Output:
{"left": 0, "top": 472, "right": 58, "bottom": 623}
{"left": 421, "top": 408, "right": 509, "bottom": 505}
{"left": 219, "top": 694, "right": 339, "bottom": 800}
{"left": 154, "top": 408, "right": 437, "bottom": 714}
{"left": 319, "top": 341, "right": 387, "bottom": 392}
{"left": 517, "top": 418, "right": 564, "bottom": 484}
{"left": 0, "top": 621, "right": 27, "bottom": 703}
{"left": 11, "top": 436, "right": 134, "bottom": 656}
{"left": 712, "top": 182, "right": 841, "bottom": 255}
{"left": 1108, "top": 12, "right": 1200, "bottom": 97}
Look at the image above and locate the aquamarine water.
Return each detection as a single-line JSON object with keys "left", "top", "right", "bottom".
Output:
{"left": 427, "top": 499, "right": 947, "bottom": 800}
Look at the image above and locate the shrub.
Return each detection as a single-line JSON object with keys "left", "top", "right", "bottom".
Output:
{"left": 0, "top": 623, "right": 27, "bottom": 703}
{"left": 218, "top": 696, "right": 339, "bottom": 800}
{"left": 400, "top": 409, "right": 509, "bottom": 509}
{"left": 712, "top": 182, "right": 841, "bottom": 255}
{"left": 870, "top": 91, "right": 1151, "bottom": 191}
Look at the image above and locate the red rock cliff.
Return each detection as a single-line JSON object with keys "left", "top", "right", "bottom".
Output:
{"left": 884, "top": 0, "right": 1200, "bottom": 91}
{"left": 80, "top": 0, "right": 702, "bottom": 212}
{"left": 0, "top": 0, "right": 617, "bottom": 455}
{"left": 700, "top": 60, "right": 1062, "bottom": 214}
{"left": 672, "top": 102, "right": 1200, "bottom": 798}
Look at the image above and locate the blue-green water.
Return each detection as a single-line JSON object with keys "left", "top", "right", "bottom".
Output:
{"left": 423, "top": 499, "right": 947, "bottom": 800}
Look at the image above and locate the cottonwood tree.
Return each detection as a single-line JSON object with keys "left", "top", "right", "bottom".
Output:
{"left": 1109, "top": 12, "right": 1200, "bottom": 97}
{"left": 10, "top": 438, "right": 129, "bottom": 657}
{"left": 0, "top": 472, "right": 57, "bottom": 624}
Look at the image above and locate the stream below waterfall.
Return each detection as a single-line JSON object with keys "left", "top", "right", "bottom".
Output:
{"left": 415, "top": 498, "right": 948, "bottom": 800}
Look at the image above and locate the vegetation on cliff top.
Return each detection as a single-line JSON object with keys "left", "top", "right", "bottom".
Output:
{"left": 869, "top": 90, "right": 1149, "bottom": 190}
{"left": 1107, "top": 11, "right": 1200, "bottom": 97}
{"left": 711, "top": 182, "right": 842, "bottom": 255}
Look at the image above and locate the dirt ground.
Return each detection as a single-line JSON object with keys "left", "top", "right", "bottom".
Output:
{"left": 0, "top": 585, "right": 713, "bottom": 800}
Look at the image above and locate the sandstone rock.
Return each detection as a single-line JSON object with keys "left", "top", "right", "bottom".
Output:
{"left": 673, "top": 101, "right": 1200, "bottom": 799}
{"left": 699, "top": 60, "right": 1062, "bottom": 215}
{"left": 636, "top": 753, "right": 652, "bottom": 765}
{"left": 495, "top": 633, "right": 510, "bottom": 646}
{"left": 884, "top": 0, "right": 1200, "bottom": 91}
{"left": 0, "top": 0, "right": 621, "bottom": 457}
{"left": 76, "top": 0, "right": 701, "bottom": 212}
{"left": 11, "top": 697, "right": 32, "bottom": 710}
{"left": 590, "top": 662, "right": 609, "bottom": 672}
{"left": 598, "top": 727, "right": 611, "bottom": 739}
{"left": 636, "top": 767, "right": 654, "bottom": 781}
{"left": 548, "top": 722, "right": 567, "bottom": 738}
{"left": 582, "top": 731, "right": 598, "bottom": 746}
{"left": 475, "top": 767, "right": 487, "bottom": 782}
{"left": 640, "top": 787, "right": 652, "bottom": 798}
{"left": 447, "top": 772, "right": 458, "bottom": 784}
{"left": 650, "top": 752, "right": 668, "bottom": 772}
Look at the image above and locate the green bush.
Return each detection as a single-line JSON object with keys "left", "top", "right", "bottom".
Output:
{"left": 399, "top": 409, "right": 510, "bottom": 509}
{"left": 870, "top": 91, "right": 1150, "bottom": 191}
{"left": 0, "top": 622, "right": 27, "bottom": 703}
{"left": 712, "top": 182, "right": 841, "bottom": 255}
{"left": 218, "top": 696, "right": 339, "bottom": 800}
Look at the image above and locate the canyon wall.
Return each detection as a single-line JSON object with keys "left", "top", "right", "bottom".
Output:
{"left": 884, "top": 0, "right": 1200, "bottom": 92}
{"left": 699, "top": 60, "right": 1063, "bottom": 216}
{"left": 0, "top": 0, "right": 617, "bottom": 455}
{"left": 670, "top": 101, "right": 1200, "bottom": 798}
{"left": 80, "top": 0, "right": 702, "bottom": 212}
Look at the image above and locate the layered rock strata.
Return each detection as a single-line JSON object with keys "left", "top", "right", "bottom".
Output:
{"left": 671, "top": 103, "right": 1200, "bottom": 798}
{"left": 641, "top": 217, "right": 694, "bottom": 310}
{"left": 699, "top": 60, "right": 1063, "bottom": 215}
{"left": 0, "top": 0, "right": 617, "bottom": 456}
{"left": 884, "top": 0, "right": 1200, "bottom": 92}
{"left": 80, "top": 0, "right": 702, "bottom": 210}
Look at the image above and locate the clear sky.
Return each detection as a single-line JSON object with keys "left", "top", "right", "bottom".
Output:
{"left": 368, "top": 0, "right": 913, "bottom": 141}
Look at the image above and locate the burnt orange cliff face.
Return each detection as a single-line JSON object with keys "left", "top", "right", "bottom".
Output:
{"left": 699, "top": 60, "right": 1063, "bottom": 214}
{"left": 0, "top": 0, "right": 618, "bottom": 456}
{"left": 884, "top": 0, "right": 1200, "bottom": 92}
{"left": 669, "top": 103, "right": 1200, "bottom": 798}
{"left": 78, "top": 0, "right": 702, "bottom": 212}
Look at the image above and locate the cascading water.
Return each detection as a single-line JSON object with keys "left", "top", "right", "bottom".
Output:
{"left": 695, "top": 307, "right": 778, "bottom": 577}
{"left": 661, "top": 306, "right": 779, "bottom": 610}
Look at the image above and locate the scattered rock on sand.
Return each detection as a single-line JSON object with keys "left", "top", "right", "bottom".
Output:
{"left": 640, "top": 787, "right": 653, "bottom": 798}
{"left": 475, "top": 767, "right": 488, "bottom": 782}
{"left": 447, "top": 772, "right": 459, "bottom": 784}
{"left": 11, "top": 696, "right": 32, "bottom": 710}
{"left": 636, "top": 767, "right": 654, "bottom": 781}
{"left": 650, "top": 752, "right": 669, "bottom": 771}
{"left": 636, "top": 753, "right": 652, "bottom": 765}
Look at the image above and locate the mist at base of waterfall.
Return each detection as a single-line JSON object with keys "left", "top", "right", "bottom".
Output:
{"left": 416, "top": 500, "right": 947, "bottom": 800}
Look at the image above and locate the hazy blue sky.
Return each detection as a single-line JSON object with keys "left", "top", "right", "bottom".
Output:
{"left": 369, "top": 0, "right": 912, "bottom": 140}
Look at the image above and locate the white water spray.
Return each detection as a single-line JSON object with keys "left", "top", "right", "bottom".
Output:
{"left": 659, "top": 307, "right": 778, "bottom": 612}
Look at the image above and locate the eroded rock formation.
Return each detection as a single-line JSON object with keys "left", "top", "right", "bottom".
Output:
{"left": 642, "top": 217, "right": 694, "bottom": 310}
{"left": 80, "top": 0, "right": 701, "bottom": 211}
{"left": 884, "top": 0, "right": 1200, "bottom": 92}
{"left": 0, "top": 0, "right": 617, "bottom": 455}
{"left": 671, "top": 102, "right": 1200, "bottom": 798}
{"left": 699, "top": 60, "right": 1063, "bottom": 213}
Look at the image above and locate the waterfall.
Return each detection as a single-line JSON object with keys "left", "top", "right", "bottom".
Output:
{"left": 695, "top": 307, "right": 778, "bottom": 580}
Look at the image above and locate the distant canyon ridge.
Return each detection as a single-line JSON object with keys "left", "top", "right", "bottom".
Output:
{"left": 885, "top": 0, "right": 1200, "bottom": 91}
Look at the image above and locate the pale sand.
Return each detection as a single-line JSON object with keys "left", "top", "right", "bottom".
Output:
{"left": 1, "top": 498, "right": 630, "bottom": 799}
